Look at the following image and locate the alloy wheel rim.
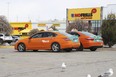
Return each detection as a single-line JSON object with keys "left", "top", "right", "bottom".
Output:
{"left": 18, "top": 44, "right": 25, "bottom": 51}
{"left": 52, "top": 44, "right": 59, "bottom": 51}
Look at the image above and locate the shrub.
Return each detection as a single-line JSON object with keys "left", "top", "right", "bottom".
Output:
{"left": 0, "top": 16, "right": 13, "bottom": 35}
{"left": 101, "top": 13, "right": 116, "bottom": 47}
{"left": 66, "top": 19, "right": 90, "bottom": 33}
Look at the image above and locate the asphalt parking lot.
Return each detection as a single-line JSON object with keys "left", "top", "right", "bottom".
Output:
{"left": 0, "top": 48, "right": 116, "bottom": 77}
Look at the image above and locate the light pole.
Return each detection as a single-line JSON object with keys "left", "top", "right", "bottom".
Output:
{"left": 7, "top": 2, "right": 10, "bottom": 21}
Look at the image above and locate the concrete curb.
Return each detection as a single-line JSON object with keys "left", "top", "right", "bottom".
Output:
{"left": 0, "top": 46, "right": 14, "bottom": 48}
{"left": 98, "top": 47, "right": 116, "bottom": 51}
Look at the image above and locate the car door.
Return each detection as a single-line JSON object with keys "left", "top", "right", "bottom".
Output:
{"left": 28, "top": 33, "right": 43, "bottom": 50}
{"left": 41, "top": 32, "right": 56, "bottom": 49}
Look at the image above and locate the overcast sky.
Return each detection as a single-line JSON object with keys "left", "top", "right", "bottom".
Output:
{"left": 0, "top": 0, "right": 116, "bottom": 22}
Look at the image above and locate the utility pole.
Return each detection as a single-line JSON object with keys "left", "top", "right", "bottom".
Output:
{"left": 7, "top": 2, "right": 10, "bottom": 21}
{"left": 17, "top": 16, "right": 18, "bottom": 22}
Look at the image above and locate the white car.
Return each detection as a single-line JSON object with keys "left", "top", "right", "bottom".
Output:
{"left": 0, "top": 33, "right": 13, "bottom": 45}
{"left": 12, "top": 35, "right": 20, "bottom": 42}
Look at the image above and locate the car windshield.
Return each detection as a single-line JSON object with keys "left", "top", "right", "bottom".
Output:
{"left": 58, "top": 31, "right": 79, "bottom": 42}
{"left": 5, "top": 34, "right": 10, "bottom": 36}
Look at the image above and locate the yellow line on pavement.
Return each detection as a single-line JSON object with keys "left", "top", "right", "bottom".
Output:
{"left": 0, "top": 46, "right": 14, "bottom": 48}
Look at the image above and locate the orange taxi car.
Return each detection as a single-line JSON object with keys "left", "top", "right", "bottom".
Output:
{"left": 69, "top": 31, "right": 103, "bottom": 51}
{"left": 15, "top": 31, "right": 80, "bottom": 52}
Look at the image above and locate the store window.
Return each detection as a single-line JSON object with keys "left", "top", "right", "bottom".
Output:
{"left": 22, "top": 33, "right": 28, "bottom": 36}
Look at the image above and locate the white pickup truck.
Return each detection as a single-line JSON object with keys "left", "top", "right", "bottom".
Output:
{"left": 0, "top": 33, "right": 14, "bottom": 45}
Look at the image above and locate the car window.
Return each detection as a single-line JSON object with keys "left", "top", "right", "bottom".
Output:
{"left": 0, "top": 34, "right": 3, "bottom": 37}
{"left": 31, "top": 33, "right": 43, "bottom": 38}
{"left": 43, "top": 32, "right": 56, "bottom": 37}
{"left": 5, "top": 34, "right": 10, "bottom": 36}
{"left": 69, "top": 32, "right": 80, "bottom": 36}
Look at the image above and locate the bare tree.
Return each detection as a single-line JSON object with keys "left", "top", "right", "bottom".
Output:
{"left": 0, "top": 16, "right": 13, "bottom": 35}
{"left": 28, "top": 28, "right": 39, "bottom": 36}
{"left": 49, "top": 25, "right": 58, "bottom": 31}
{"left": 88, "top": 20, "right": 92, "bottom": 33}
{"left": 66, "top": 19, "right": 89, "bottom": 33}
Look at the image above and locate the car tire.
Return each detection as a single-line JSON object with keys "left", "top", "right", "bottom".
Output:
{"left": 90, "top": 47, "right": 97, "bottom": 51}
{"left": 77, "top": 43, "right": 83, "bottom": 51}
{"left": 0, "top": 39, "right": 3, "bottom": 45}
{"left": 64, "top": 48, "right": 72, "bottom": 52}
{"left": 17, "top": 43, "right": 26, "bottom": 52}
{"left": 8, "top": 42, "right": 12, "bottom": 44}
{"left": 51, "top": 43, "right": 60, "bottom": 52}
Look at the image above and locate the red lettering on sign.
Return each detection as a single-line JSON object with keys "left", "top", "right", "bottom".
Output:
{"left": 25, "top": 24, "right": 29, "bottom": 28}
{"left": 75, "top": 14, "right": 81, "bottom": 17}
{"left": 91, "top": 8, "right": 97, "bottom": 13}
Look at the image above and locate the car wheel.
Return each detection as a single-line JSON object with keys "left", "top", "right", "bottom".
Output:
{"left": 51, "top": 43, "right": 60, "bottom": 52}
{"left": 77, "top": 43, "right": 83, "bottom": 51}
{"left": 64, "top": 48, "right": 72, "bottom": 52}
{"left": 0, "top": 39, "right": 3, "bottom": 45}
{"left": 17, "top": 43, "right": 26, "bottom": 52}
{"left": 90, "top": 47, "right": 97, "bottom": 51}
{"left": 8, "top": 42, "right": 12, "bottom": 44}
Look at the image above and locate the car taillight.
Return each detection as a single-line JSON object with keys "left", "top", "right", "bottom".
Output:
{"left": 63, "top": 38, "right": 70, "bottom": 41}
{"left": 86, "top": 38, "right": 94, "bottom": 40}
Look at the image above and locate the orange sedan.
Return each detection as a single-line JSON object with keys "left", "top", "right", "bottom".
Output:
{"left": 69, "top": 31, "right": 103, "bottom": 51}
{"left": 15, "top": 31, "right": 80, "bottom": 52}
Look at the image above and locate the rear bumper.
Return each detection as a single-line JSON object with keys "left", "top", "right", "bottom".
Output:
{"left": 84, "top": 42, "right": 103, "bottom": 48}
{"left": 87, "top": 46, "right": 103, "bottom": 49}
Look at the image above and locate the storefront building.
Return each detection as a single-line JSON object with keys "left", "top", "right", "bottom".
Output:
{"left": 66, "top": 7, "right": 103, "bottom": 33}
{"left": 66, "top": 4, "right": 116, "bottom": 33}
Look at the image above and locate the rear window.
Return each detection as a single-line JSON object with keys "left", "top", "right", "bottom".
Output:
{"left": 59, "top": 31, "right": 79, "bottom": 42}
{"left": 59, "top": 31, "right": 73, "bottom": 38}
{"left": 5, "top": 34, "right": 10, "bottom": 36}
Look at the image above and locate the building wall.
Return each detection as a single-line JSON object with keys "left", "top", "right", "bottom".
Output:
{"left": 32, "top": 20, "right": 66, "bottom": 31}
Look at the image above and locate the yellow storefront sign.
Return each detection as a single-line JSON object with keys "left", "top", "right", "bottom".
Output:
{"left": 10, "top": 22, "right": 32, "bottom": 35}
{"left": 52, "top": 24, "right": 60, "bottom": 26}
{"left": 67, "top": 7, "right": 101, "bottom": 21}
{"left": 38, "top": 23, "right": 46, "bottom": 26}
